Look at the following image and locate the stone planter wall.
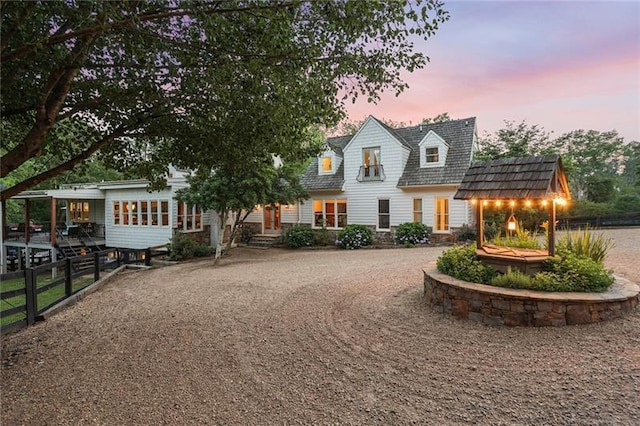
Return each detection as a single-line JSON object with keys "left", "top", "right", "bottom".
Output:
{"left": 423, "top": 262, "right": 639, "bottom": 327}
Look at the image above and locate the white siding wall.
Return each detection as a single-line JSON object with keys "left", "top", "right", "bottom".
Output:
{"left": 341, "top": 119, "right": 410, "bottom": 229}
{"left": 280, "top": 204, "right": 299, "bottom": 223}
{"left": 104, "top": 188, "right": 174, "bottom": 249}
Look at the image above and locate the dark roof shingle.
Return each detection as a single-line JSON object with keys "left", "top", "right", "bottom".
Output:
{"left": 453, "top": 154, "right": 571, "bottom": 200}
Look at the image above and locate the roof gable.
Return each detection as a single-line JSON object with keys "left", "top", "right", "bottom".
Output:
{"left": 342, "top": 116, "right": 412, "bottom": 153}
{"left": 453, "top": 154, "right": 571, "bottom": 200}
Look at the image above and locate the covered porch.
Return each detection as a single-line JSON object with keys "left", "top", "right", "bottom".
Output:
{"left": 1, "top": 187, "right": 106, "bottom": 272}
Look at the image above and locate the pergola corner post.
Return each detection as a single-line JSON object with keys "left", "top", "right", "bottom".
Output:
{"left": 475, "top": 201, "right": 484, "bottom": 249}
{"left": 548, "top": 200, "right": 556, "bottom": 257}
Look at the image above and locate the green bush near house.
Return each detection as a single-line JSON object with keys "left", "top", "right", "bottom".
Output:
{"left": 453, "top": 224, "right": 477, "bottom": 242}
{"left": 313, "top": 227, "right": 334, "bottom": 246}
{"left": 436, "top": 245, "right": 497, "bottom": 284}
{"left": 394, "top": 222, "right": 431, "bottom": 247}
{"left": 168, "top": 231, "right": 212, "bottom": 260}
{"left": 336, "top": 224, "right": 373, "bottom": 250}
{"left": 285, "top": 225, "right": 315, "bottom": 248}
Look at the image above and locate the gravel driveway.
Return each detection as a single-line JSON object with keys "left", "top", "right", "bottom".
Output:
{"left": 2, "top": 229, "right": 639, "bottom": 425}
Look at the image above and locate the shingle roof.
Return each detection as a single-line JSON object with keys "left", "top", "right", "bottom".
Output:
{"left": 300, "top": 135, "right": 350, "bottom": 191}
{"left": 453, "top": 154, "right": 571, "bottom": 200}
{"left": 397, "top": 118, "right": 476, "bottom": 186}
{"left": 301, "top": 117, "right": 477, "bottom": 191}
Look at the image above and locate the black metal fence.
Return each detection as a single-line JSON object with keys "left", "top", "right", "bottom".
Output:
{"left": 1, "top": 247, "right": 164, "bottom": 335}
{"left": 558, "top": 212, "right": 640, "bottom": 229}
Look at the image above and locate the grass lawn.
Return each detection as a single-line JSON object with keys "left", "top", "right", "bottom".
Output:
{"left": 1, "top": 271, "right": 94, "bottom": 328}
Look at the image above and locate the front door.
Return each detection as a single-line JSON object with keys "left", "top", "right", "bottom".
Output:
{"left": 263, "top": 204, "right": 281, "bottom": 234}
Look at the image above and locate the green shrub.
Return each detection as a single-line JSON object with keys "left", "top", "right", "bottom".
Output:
{"left": 436, "top": 245, "right": 497, "bottom": 284}
{"left": 394, "top": 222, "right": 431, "bottom": 246}
{"left": 285, "top": 225, "right": 315, "bottom": 248}
{"left": 492, "top": 227, "right": 541, "bottom": 250}
{"left": 193, "top": 244, "right": 213, "bottom": 257}
{"left": 490, "top": 268, "right": 534, "bottom": 289}
{"left": 453, "top": 224, "right": 477, "bottom": 243}
{"left": 313, "top": 227, "right": 334, "bottom": 246}
{"left": 556, "top": 228, "right": 613, "bottom": 265}
{"left": 534, "top": 253, "right": 615, "bottom": 292}
{"left": 336, "top": 224, "right": 373, "bottom": 250}
{"left": 168, "top": 231, "right": 196, "bottom": 261}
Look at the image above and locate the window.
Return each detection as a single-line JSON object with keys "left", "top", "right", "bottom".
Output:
{"left": 378, "top": 199, "right": 390, "bottom": 230}
{"left": 113, "top": 199, "right": 169, "bottom": 227}
{"left": 363, "top": 147, "right": 381, "bottom": 178}
{"left": 177, "top": 202, "right": 203, "bottom": 231}
{"left": 425, "top": 147, "right": 439, "bottom": 163}
{"left": 413, "top": 198, "right": 422, "bottom": 223}
{"left": 321, "top": 156, "right": 332, "bottom": 172}
{"left": 70, "top": 201, "right": 90, "bottom": 222}
{"left": 141, "top": 201, "right": 149, "bottom": 225}
{"left": 122, "top": 201, "right": 130, "bottom": 225}
{"left": 131, "top": 201, "right": 139, "bottom": 225}
{"left": 435, "top": 197, "right": 449, "bottom": 231}
{"left": 313, "top": 200, "right": 347, "bottom": 228}
{"left": 161, "top": 201, "right": 169, "bottom": 226}
{"left": 113, "top": 202, "right": 120, "bottom": 225}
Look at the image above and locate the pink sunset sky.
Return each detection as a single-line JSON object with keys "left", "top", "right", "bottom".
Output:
{"left": 345, "top": 0, "right": 640, "bottom": 142}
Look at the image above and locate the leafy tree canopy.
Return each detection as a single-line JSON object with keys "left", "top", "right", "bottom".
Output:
{"left": 1, "top": 0, "right": 449, "bottom": 201}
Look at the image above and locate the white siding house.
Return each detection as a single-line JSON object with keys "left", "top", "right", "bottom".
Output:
{"left": 290, "top": 116, "right": 477, "bottom": 240}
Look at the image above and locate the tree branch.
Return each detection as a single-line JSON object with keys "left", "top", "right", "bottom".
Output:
{"left": 0, "top": 127, "right": 128, "bottom": 201}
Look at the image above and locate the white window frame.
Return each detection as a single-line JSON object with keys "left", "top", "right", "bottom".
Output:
{"left": 178, "top": 202, "right": 203, "bottom": 232}
{"left": 413, "top": 198, "right": 423, "bottom": 223}
{"left": 312, "top": 199, "right": 347, "bottom": 229}
{"left": 318, "top": 150, "right": 336, "bottom": 175}
{"left": 419, "top": 130, "right": 448, "bottom": 168}
{"left": 378, "top": 198, "right": 390, "bottom": 231}
{"left": 362, "top": 146, "right": 381, "bottom": 178}
{"left": 435, "top": 197, "right": 450, "bottom": 233}
{"left": 113, "top": 199, "right": 171, "bottom": 227}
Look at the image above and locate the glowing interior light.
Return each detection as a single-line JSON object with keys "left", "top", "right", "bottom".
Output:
{"left": 541, "top": 200, "right": 548, "bottom": 207}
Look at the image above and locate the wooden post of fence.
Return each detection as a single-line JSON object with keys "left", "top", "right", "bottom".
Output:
{"left": 65, "top": 258, "right": 72, "bottom": 296}
{"left": 94, "top": 251, "right": 100, "bottom": 282}
{"left": 145, "top": 248, "right": 151, "bottom": 266}
{"left": 25, "top": 268, "right": 37, "bottom": 325}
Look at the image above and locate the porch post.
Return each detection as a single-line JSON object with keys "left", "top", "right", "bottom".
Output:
{"left": 548, "top": 200, "right": 556, "bottom": 257}
{"left": 50, "top": 197, "right": 57, "bottom": 245}
{"left": 25, "top": 199, "right": 31, "bottom": 244}
{"left": 475, "top": 201, "right": 484, "bottom": 249}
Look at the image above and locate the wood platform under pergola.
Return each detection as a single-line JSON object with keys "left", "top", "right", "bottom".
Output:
{"left": 454, "top": 154, "right": 571, "bottom": 274}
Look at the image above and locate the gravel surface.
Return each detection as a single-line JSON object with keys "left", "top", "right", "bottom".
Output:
{"left": 2, "top": 228, "right": 639, "bottom": 425}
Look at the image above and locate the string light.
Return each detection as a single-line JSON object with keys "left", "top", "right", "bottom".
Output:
{"left": 524, "top": 200, "right": 532, "bottom": 207}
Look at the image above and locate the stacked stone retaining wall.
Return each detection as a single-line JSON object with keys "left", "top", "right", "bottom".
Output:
{"left": 423, "top": 262, "right": 639, "bottom": 327}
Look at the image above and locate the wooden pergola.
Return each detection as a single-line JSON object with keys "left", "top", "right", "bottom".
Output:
{"left": 454, "top": 155, "right": 571, "bottom": 272}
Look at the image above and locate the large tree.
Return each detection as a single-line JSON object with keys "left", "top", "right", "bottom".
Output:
{"left": 476, "top": 120, "right": 555, "bottom": 161}
{"left": 1, "top": 0, "right": 449, "bottom": 200}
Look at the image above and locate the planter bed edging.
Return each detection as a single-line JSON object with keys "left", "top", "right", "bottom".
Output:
{"left": 423, "top": 261, "right": 639, "bottom": 327}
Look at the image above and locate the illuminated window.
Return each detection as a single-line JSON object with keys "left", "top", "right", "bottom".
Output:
{"left": 413, "top": 198, "right": 422, "bottom": 223}
{"left": 151, "top": 201, "right": 159, "bottom": 226}
{"left": 435, "top": 198, "right": 449, "bottom": 231}
{"left": 321, "top": 156, "right": 332, "bottom": 172}
{"left": 378, "top": 199, "right": 390, "bottom": 230}
{"left": 70, "top": 201, "right": 90, "bottom": 222}
{"left": 313, "top": 200, "right": 347, "bottom": 228}
{"left": 161, "top": 201, "right": 169, "bottom": 226}
{"left": 425, "top": 147, "right": 439, "bottom": 163}
{"left": 177, "top": 202, "right": 203, "bottom": 231}
{"left": 113, "top": 202, "right": 120, "bottom": 225}
{"left": 141, "top": 201, "right": 149, "bottom": 225}
{"left": 363, "top": 147, "right": 381, "bottom": 178}
{"left": 122, "top": 201, "right": 130, "bottom": 225}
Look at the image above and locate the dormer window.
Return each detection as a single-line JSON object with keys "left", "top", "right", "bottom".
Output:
{"left": 425, "top": 147, "right": 439, "bottom": 163}
{"left": 318, "top": 150, "right": 337, "bottom": 175}
{"left": 321, "top": 156, "right": 332, "bottom": 172}
{"left": 419, "top": 130, "right": 448, "bottom": 168}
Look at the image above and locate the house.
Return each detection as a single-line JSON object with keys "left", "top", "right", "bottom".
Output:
{"left": 243, "top": 116, "right": 478, "bottom": 240}
{"left": 1, "top": 167, "right": 211, "bottom": 272}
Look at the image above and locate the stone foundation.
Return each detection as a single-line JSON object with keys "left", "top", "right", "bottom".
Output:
{"left": 423, "top": 261, "right": 639, "bottom": 327}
